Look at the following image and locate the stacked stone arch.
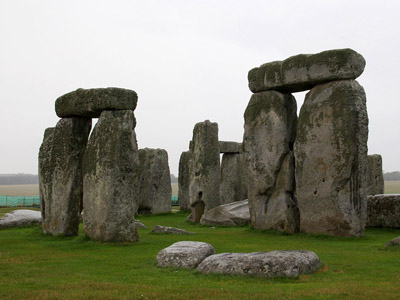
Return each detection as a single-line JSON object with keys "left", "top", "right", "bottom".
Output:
{"left": 39, "top": 87, "right": 172, "bottom": 242}
{"left": 245, "top": 48, "right": 369, "bottom": 236}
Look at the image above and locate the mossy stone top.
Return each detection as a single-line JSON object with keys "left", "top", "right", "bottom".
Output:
{"left": 248, "top": 48, "right": 365, "bottom": 93}
{"left": 55, "top": 87, "right": 138, "bottom": 118}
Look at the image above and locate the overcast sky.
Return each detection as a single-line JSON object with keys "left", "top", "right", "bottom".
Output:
{"left": 1, "top": 0, "right": 399, "bottom": 175}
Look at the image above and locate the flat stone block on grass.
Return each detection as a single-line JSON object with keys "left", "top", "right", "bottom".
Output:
{"left": 157, "top": 241, "right": 216, "bottom": 269}
{"left": 152, "top": 225, "right": 195, "bottom": 235}
{"left": 367, "top": 194, "right": 400, "bottom": 228}
{"left": 0, "top": 210, "right": 41, "bottom": 229}
{"left": 200, "top": 199, "right": 250, "bottom": 226}
{"left": 197, "top": 250, "right": 321, "bottom": 278}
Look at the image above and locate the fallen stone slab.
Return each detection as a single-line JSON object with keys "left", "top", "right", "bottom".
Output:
{"left": 385, "top": 236, "right": 400, "bottom": 247}
{"left": 55, "top": 87, "right": 138, "bottom": 118}
{"left": 219, "top": 141, "right": 242, "bottom": 154}
{"left": 152, "top": 225, "right": 195, "bottom": 235}
{"left": 367, "top": 194, "right": 400, "bottom": 228}
{"left": 197, "top": 250, "right": 321, "bottom": 278}
{"left": 248, "top": 48, "right": 365, "bottom": 93}
{"left": 157, "top": 241, "right": 215, "bottom": 269}
{"left": 200, "top": 200, "right": 250, "bottom": 226}
{"left": 0, "top": 210, "right": 41, "bottom": 229}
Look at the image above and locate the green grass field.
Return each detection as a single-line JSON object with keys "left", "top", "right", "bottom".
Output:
{"left": 1, "top": 211, "right": 400, "bottom": 300}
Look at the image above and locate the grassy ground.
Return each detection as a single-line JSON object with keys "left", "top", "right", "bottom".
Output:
{"left": 384, "top": 181, "right": 400, "bottom": 194}
{"left": 0, "top": 184, "right": 39, "bottom": 196}
{"left": 1, "top": 212, "right": 400, "bottom": 300}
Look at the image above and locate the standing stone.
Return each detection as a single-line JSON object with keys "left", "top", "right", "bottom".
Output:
{"left": 83, "top": 110, "right": 139, "bottom": 242}
{"left": 137, "top": 148, "right": 172, "bottom": 215}
{"left": 41, "top": 118, "right": 91, "bottom": 236}
{"left": 248, "top": 48, "right": 366, "bottom": 93}
{"left": 366, "top": 154, "right": 384, "bottom": 195}
{"left": 243, "top": 91, "right": 299, "bottom": 233}
{"left": 367, "top": 194, "right": 400, "bottom": 228}
{"left": 294, "top": 80, "right": 368, "bottom": 236}
{"left": 189, "top": 120, "right": 221, "bottom": 223}
{"left": 219, "top": 153, "right": 248, "bottom": 204}
{"left": 38, "top": 127, "right": 55, "bottom": 224}
{"left": 178, "top": 151, "right": 192, "bottom": 212}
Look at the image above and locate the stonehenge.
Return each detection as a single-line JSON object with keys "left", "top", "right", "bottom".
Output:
{"left": 40, "top": 48, "right": 380, "bottom": 240}
{"left": 39, "top": 87, "right": 173, "bottom": 242}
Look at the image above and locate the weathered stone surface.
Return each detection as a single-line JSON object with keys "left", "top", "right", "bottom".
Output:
{"left": 385, "top": 236, "right": 400, "bottom": 247}
{"left": 137, "top": 148, "right": 172, "bottom": 215}
{"left": 157, "top": 241, "right": 215, "bottom": 269}
{"left": 366, "top": 154, "right": 384, "bottom": 195}
{"left": 189, "top": 120, "right": 221, "bottom": 223}
{"left": 220, "top": 153, "right": 248, "bottom": 205}
{"left": 294, "top": 80, "right": 368, "bottom": 236}
{"left": 40, "top": 117, "right": 91, "bottom": 236}
{"left": 367, "top": 194, "right": 400, "bottom": 228}
{"left": 219, "top": 141, "right": 242, "bottom": 153}
{"left": 55, "top": 87, "right": 138, "bottom": 118}
{"left": 197, "top": 250, "right": 321, "bottom": 278}
{"left": 248, "top": 48, "right": 365, "bottom": 93}
{"left": 243, "top": 91, "right": 299, "bottom": 233}
{"left": 0, "top": 210, "right": 41, "bottom": 229}
{"left": 83, "top": 110, "right": 139, "bottom": 242}
{"left": 38, "top": 127, "right": 55, "bottom": 224}
{"left": 152, "top": 225, "right": 195, "bottom": 235}
{"left": 200, "top": 199, "right": 250, "bottom": 226}
{"left": 178, "top": 151, "right": 192, "bottom": 212}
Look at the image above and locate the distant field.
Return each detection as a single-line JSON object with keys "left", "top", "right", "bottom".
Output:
{"left": 0, "top": 184, "right": 39, "bottom": 196}
{"left": 0, "top": 181, "right": 397, "bottom": 197}
{"left": 384, "top": 181, "right": 400, "bottom": 194}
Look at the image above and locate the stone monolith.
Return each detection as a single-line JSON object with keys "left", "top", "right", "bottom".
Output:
{"left": 294, "top": 80, "right": 368, "bottom": 236}
{"left": 41, "top": 118, "right": 91, "bottom": 236}
{"left": 219, "top": 153, "right": 247, "bottom": 204}
{"left": 243, "top": 91, "right": 299, "bottom": 233}
{"left": 137, "top": 148, "right": 172, "bottom": 215}
{"left": 178, "top": 151, "right": 192, "bottom": 212}
{"left": 366, "top": 154, "right": 384, "bottom": 195}
{"left": 83, "top": 110, "right": 139, "bottom": 242}
{"left": 189, "top": 120, "right": 220, "bottom": 223}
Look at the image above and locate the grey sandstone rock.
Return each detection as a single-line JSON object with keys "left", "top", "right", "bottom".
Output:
{"left": 243, "top": 91, "right": 299, "bottom": 233}
{"left": 366, "top": 154, "right": 384, "bottom": 195}
{"left": 0, "top": 210, "right": 41, "bottom": 229}
{"left": 248, "top": 48, "right": 365, "bottom": 93}
{"left": 137, "top": 148, "right": 172, "bottom": 215}
{"left": 40, "top": 117, "right": 91, "bottom": 236}
{"left": 219, "top": 153, "right": 248, "bottom": 204}
{"left": 294, "top": 80, "right": 368, "bottom": 236}
{"left": 178, "top": 151, "right": 192, "bottom": 212}
{"left": 200, "top": 199, "right": 250, "bottom": 226}
{"left": 38, "top": 127, "right": 55, "bottom": 224}
{"left": 197, "top": 250, "right": 321, "bottom": 278}
{"left": 83, "top": 110, "right": 139, "bottom": 242}
{"left": 367, "top": 194, "right": 400, "bottom": 228}
{"left": 152, "top": 225, "right": 195, "bottom": 235}
{"left": 385, "top": 236, "right": 400, "bottom": 247}
{"left": 157, "top": 241, "right": 215, "bottom": 269}
{"left": 55, "top": 87, "right": 138, "bottom": 118}
{"left": 189, "top": 120, "right": 221, "bottom": 223}
{"left": 219, "top": 141, "right": 242, "bottom": 153}
{"left": 135, "top": 221, "right": 147, "bottom": 229}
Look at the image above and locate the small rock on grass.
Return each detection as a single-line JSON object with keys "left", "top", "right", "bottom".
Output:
{"left": 385, "top": 236, "right": 400, "bottom": 247}
{"left": 152, "top": 225, "right": 195, "bottom": 235}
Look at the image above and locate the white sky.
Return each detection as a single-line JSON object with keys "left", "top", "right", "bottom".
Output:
{"left": 1, "top": 0, "right": 399, "bottom": 175}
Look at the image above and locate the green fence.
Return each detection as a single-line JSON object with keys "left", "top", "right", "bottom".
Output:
{"left": 0, "top": 196, "right": 40, "bottom": 207}
{"left": 0, "top": 196, "right": 179, "bottom": 207}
